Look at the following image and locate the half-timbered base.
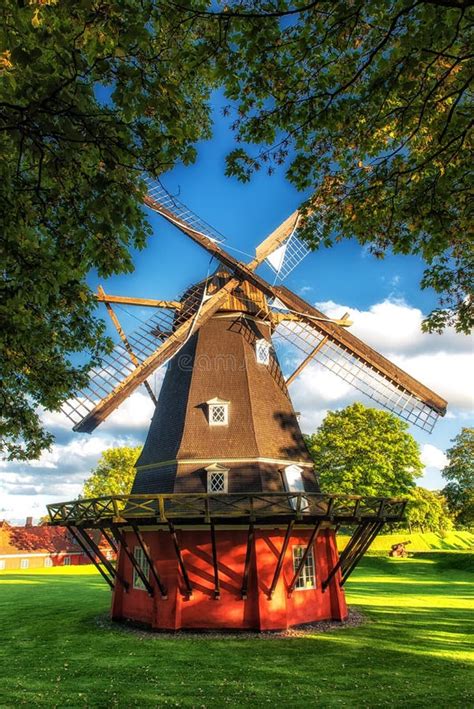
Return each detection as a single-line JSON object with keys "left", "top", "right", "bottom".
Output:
{"left": 110, "top": 526, "right": 347, "bottom": 631}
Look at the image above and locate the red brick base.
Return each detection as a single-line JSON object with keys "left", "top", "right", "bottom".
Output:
{"left": 111, "top": 527, "right": 347, "bottom": 631}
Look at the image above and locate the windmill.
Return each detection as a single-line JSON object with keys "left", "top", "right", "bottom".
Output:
{"left": 48, "top": 180, "right": 447, "bottom": 632}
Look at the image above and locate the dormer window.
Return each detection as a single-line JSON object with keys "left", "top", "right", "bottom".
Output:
{"left": 206, "top": 463, "right": 229, "bottom": 493}
{"left": 207, "top": 397, "right": 229, "bottom": 426}
{"left": 283, "top": 464, "right": 308, "bottom": 511}
{"left": 255, "top": 338, "right": 270, "bottom": 365}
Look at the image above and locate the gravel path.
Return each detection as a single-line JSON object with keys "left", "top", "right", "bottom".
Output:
{"left": 95, "top": 607, "right": 366, "bottom": 640}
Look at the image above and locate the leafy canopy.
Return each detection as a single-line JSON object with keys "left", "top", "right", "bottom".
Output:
{"left": 442, "top": 427, "right": 474, "bottom": 526}
{"left": 2, "top": 0, "right": 472, "bottom": 462}
{"left": 405, "top": 487, "right": 453, "bottom": 533}
{"left": 305, "top": 403, "right": 423, "bottom": 497}
{"left": 0, "top": 0, "right": 214, "bottom": 460}
{"left": 82, "top": 446, "right": 141, "bottom": 498}
{"left": 215, "top": 0, "right": 473, "bottom": 334}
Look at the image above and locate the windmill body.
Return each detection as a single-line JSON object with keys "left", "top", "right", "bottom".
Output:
{"left": 48, "top": 183, "right": 447, "bottom": 631}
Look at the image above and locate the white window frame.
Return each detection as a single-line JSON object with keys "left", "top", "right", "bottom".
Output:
{"left": 283, "top": 464, "right": 308, "bottom": 511}
{"left": 0, "top": 559, "right": 5, "bottom": 570}
{"left": 255, "top": 338, "right": 270, "bottom": 365}
{"left": 206, "top": 397, "right": 229, "bottom": 426}
{"left": 44, "top": 557, "right": 53, "bottom": 568}
{"left": 20, "top": 558, "right": 29, "bottom": 569}
{"left": 133, "top": 545, "right": 150, "bottom": 591}
{"left": 206, "top": 464, "right": 229, "bottom": 494}
{"left": 292, "top": 545, "right": 316, "bottom": 590}
{"left": 63, "top": 556, "right": 71, "bottom": 566}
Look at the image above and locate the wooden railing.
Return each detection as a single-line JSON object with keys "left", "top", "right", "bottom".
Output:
{"left": 47, "top": 492, "right": 406, "bottom": 527}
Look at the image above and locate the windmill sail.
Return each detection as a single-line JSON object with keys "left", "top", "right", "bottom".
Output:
{"left": 271, "top": 287, "right": 447, "bottom": 433}
{"left": 141, "top": 196, "right": 447, "bottom": 432}
{"left": 65, "top": 279, "right": 240, "bottom": 433}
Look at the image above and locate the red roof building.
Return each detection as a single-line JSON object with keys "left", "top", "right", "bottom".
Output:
{"left": 0, "top": 518, "right": 114, "bottom": 571}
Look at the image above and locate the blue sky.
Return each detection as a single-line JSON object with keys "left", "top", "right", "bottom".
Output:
{"left": 1, "top": 96, "right": 473, "bottom": 522}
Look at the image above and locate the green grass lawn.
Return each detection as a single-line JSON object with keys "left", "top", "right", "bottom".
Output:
{"left": 0, "top": 552, "right": 473, "bottom": 708}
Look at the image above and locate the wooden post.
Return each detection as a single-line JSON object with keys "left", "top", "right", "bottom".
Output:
{"left": 210, "top": 522, "right": 220, "bottom": 600}
{"left": 132, "top": 525, "right": 168, "bottom": 599}
{"left": 67, "top": 526, "right": 114, "bottom": 590}
{"left": 241, "top": 523, "right": 255, "bottom": 599}
{"left": 74, "top": 526, "right": 129, "bottom": 588}
{"left": 98, "top": 286, "right": 157, "bottom": 405}
{"left": 100, "top": 527, "right": 118, "bottom": 554}
{"left": 268, "top": 521, "right": 294, "bottom": 600}
{"left": 322, "top": 522, "right": 368, "bottom": 591}
{"left": 286, "top": 337, "right": 329, "bottom": 386}
{"left": 340, "top": 522, "right": 384, "bottom": 586}
{"left": 287, "top": 521, "right": 321, "bottom": 597}
{"left": 168, "top": 522, "right": 193, "bottom": 598}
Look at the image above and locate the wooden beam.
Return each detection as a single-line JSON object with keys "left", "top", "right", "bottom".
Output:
{"left": 74, "top": 277, "right": 240, "bottom": 433}
{"left": 67, "top": 526, "right": 115, "bottom": 590}
{"left": 322, "top": 522, "right": 368, "bottom": 591}
{"left": 340, "top": 522, "right": 384, "bottom": 586}
{"left": 268, "top": 521, "right": 294, "bottom": 599}
{"left": 241, "top": 523, "right": 255, "bottom": 600}
{"left": 98, "top": 286, "right": 157, "bottom": 406}
{"left": 286, "top": 337, "right": 329, "bottom": 387}
{"left": 100, "top": 527, "right": 118, "bottom": 554}
{"left": 96, "top": 292, "right": 182, "bottom": 309}
{"left": 210, "top": 521, "right": 220, "bottom": 600}
{"left": 250, "top": 210, "right": 300, "bottom": 268}
{"left": 287, "top": 521, "right": 321, "bottom": 597}
{"left": 75, "top": 526, "right": 129, "bottom": 589}
{"left": 168, "top": 521, "right": 193, "bottom": 598}
{"left": 274, "top": 286, "right": 448, "bottom": 415}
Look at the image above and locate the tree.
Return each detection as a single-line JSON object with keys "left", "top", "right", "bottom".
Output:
{"left": 215, "top": 0, "right": 472, "bottom": 333}
{"left": 442, "top": 428, "right": 474, "bottom": 526}
{"left": 82, "top": 446, "right": 141, "bottom": 498}
{"left": 405, "top": 487, "right": 453, "bottom": 533}
{"left": 3, "top": 1, "right": 472, "bottom": 462}
{"left": 1, "top": 1, "right": 215, "bottom": 460}
{"left": 305, "top": 403, "right": 423, "bottom": 496}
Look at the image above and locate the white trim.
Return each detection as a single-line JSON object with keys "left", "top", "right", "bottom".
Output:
{"left": 208, "top": 401, "right": 229, "bottom": 426}
{"left": 137, "top": 457, "right": 314, "bottom": 471}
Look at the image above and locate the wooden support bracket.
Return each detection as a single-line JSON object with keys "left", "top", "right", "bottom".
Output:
{"left": 168, "top": 522, "right": 193, "bottom": 598}
{"left": 340, "top": 522, "right": 384, "bottom": 587}
{"left": 67, "top": 525, "right": 114, "bottom": 590}
{"left": 322, "top": 522, "right": 368, "bottom": 592}
{"left": 268, "top": 521, "right": 294, "bottom": 600}
{"left": 241, "top": 523, "right": 255, "bottom": 600}
{"left": 210, "top": 522, "right": 220, "bottom": 600}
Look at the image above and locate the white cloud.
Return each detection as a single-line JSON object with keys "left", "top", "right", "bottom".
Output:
{"left": 421, "top": 443, "right": 448, "bottom": 472}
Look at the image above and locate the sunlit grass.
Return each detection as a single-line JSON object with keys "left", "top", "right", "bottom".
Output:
{"left": 0, "top": 553, "right": 472, "bottom": 708}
